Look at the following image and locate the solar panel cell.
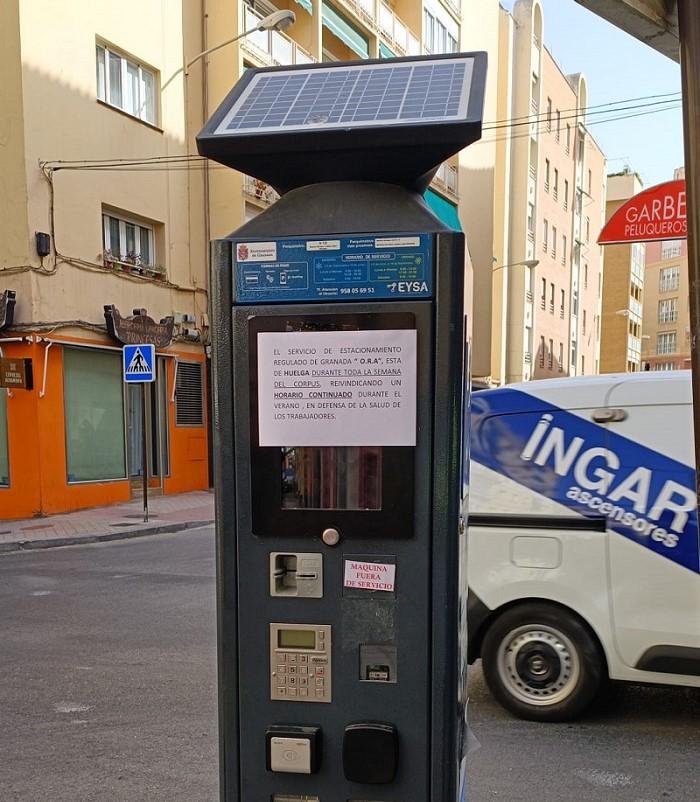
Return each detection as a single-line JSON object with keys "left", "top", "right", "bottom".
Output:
{"left": 217, "top": 57, "right": 474, "bottom": 135}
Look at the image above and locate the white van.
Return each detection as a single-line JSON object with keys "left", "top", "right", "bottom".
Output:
{"left": 467, "top": 370, "right": 700, "bottom": 721}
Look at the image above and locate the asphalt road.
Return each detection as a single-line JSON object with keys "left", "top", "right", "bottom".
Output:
{"left": 0, "top": 528, "right": 218, "bottom": 802}
{"left": 1, "top": 527, "right": 698, "bottom": 801}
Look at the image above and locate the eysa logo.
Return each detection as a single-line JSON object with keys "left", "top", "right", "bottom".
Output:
{"left": 388, "top": 281, "right": 429, "bottom": 293}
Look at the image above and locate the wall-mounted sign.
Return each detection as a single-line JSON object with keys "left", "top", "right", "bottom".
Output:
{"left": 0, "top": 357, "right": 33, "bottom": 390}
{"left": 599, "top": 180, "right": 687, "bottom": 245}
{"left": 0, "top": 290, "right": 16, "bottom": 331}
{"left": 104, "top": 305, "right": 174, "bottom": 347}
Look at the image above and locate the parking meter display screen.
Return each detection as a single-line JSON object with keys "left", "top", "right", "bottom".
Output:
{"left": 282, "top": 446, "right": 381, "bottom": 510}
{"left": 278, "top": 629, "right": 316, "bottom": 649}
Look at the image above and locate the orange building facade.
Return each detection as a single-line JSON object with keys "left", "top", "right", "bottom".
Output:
{"left": 0, "top": 331, "right": 208, "bottom": 520}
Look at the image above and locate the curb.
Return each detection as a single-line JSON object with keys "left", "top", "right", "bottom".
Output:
{"left": 0, "top": 518, "right": 214, "bottom": 555}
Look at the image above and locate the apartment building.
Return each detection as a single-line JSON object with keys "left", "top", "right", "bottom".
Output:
{"left": 471, "top": 0, "right": 606, "bottom": 386}
{"left": 642, "top": 171, "right": 690, "bottom": 371}
{"left": 599, "top": 170, "right": 645, "bottom": 373}
{"left": 0, "top": 0, "right": 212, "bottom": 519}
{"left": 0, "top": 0, "right": 472, "bottom": 518}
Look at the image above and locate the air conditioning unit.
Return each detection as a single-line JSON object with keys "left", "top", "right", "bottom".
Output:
{"left": 182, "top": 328, "right": 200, "bottom": 340}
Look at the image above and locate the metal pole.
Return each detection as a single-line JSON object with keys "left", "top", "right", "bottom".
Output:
{"left": 142, "top": 383, "right": 149, "bottom": 523}
{"left": 678, "top": 0, "right": 700, "bottom": 501}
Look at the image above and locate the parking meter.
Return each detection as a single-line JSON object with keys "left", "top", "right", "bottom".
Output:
{"left": 198, "top": 52, "right": 486, "bottom": 802}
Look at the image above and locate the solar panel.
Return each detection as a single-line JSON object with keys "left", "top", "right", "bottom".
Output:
{"left": 213, "top": 58, "right": 474, "bottom": 135}
{"left": 197, "top": 52, "right": 487, "bottom": 192}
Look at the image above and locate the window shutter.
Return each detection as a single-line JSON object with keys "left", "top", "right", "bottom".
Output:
{"left": 176, "top": 362, "right": 204, "bottom": 426}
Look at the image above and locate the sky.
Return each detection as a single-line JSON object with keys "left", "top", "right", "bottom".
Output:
{"left": 500, "top": 0, "right": 684, "bottom": 187}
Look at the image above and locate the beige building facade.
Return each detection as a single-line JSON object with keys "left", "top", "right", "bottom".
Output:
{"left": 470, "top": 0, "right": 606, "bottom": 386}
{"left": 0, "top": 0, "right": 477, "bottom": 518}
{"left": 599, "top": 170, "right": 645, "bottom": 373}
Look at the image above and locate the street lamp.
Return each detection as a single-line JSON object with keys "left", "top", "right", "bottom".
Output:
{"left": 492, "top": 258, "right": 539, "bottom": 272}
{"left": 161, "top": 10, "right": 297, "bottom": 91}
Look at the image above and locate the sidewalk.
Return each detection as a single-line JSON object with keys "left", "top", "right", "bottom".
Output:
{"left": 0, "top": 490, "right": 215, "bottom": 554}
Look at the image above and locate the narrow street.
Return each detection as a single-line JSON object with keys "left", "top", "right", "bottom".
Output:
{"left": 1, "top": 528, "right": 698, "bottom": 801}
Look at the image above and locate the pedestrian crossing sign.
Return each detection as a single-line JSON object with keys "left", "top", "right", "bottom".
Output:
{"left": 123, "top": 343, "right": 156, "bottom": 383}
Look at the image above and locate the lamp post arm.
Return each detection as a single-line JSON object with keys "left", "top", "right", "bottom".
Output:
{"left": 185, "top": 26, "right": 260, "bottom": 72}
{"left": 161, "top": 25, "right": 259, "bottom": 93}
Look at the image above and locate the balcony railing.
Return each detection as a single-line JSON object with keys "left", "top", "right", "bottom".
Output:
{"left": 244, "top": 175, "right": 280, "bottom": 206}
{"left": 242, "top": 6, "right": 316, "bottom": 65}
{"left": 432, "top": 162, "right": 458, "bottom": 199}
{"left": 379, "top": 3, "right": 420, "bottom": 55}
{"left": 526, "top": 290, "right": 534, "bottom": 303}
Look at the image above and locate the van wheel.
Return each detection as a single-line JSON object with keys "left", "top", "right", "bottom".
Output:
{"left": 480, "top": 603, "right": 604, "bottom": 722}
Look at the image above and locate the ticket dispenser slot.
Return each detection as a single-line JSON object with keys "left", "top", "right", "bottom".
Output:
{"left": 343, "top": 722, "right": 399, "bottom": 784}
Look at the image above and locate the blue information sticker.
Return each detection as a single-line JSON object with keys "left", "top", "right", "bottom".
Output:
{"left": 232, "top": 234, "right": 433, "bottom": 303}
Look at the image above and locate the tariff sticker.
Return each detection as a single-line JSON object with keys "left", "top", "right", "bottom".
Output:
{"left": 344, "top": 560, "right": 396, "bottom": 593}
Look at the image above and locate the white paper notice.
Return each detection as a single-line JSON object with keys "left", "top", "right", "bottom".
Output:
{"left": 257, "top": 329, "right": 417, "bottom": 447}
{"left": 344, "top": 560, "right": 396, "bottom": 592}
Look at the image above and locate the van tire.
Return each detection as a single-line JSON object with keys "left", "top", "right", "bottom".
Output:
{"left": 480, "top": 602, "right": 604, "bottom": 722}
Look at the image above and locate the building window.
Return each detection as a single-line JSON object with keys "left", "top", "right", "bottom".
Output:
{"left": 102, "top": 211, "right": 155, "bottom": 269}
{"left": 657, "top": 332, "right": 677, "bottom": 355}
{"left": 658, "top": 298, "right": 678, "bottom": 324}
{"left": 546, "top": 97, "right": 552, "bottom": 131}
{"left": 577, "top": 133, "right": 585, "bottom": 162}
{"left": 582, "top": 310, "right": 587, "bottom": 335}
{"left": 562, "top": 235, "right": 567, "bottom": 265}
{"left": 560, "top": 289, "right": 565, "bottom": 318}
{"left": 552, "top": 226, "right": 557, "bottom": 259}
{"left": 0, "top": 391, "right": 8, "bottom": 486}
{"left": 661, "top": 240, "right": 682, "bottom": 260}
{"left": 556, "top": 110, "right": 561, "bottom": 141}
{"left": 176, "top": 362, "right": 205, "bottom": 426}
{"left": 544, "top": 159, "right": 550, "bottom": 191}
{"left": 527, "top": 202, "right": 536, "bottom": 241}
{"left": 585, "top": 216, "right": 590, "bottom": 243}
{"left": 564, "top": 180, "right": 569, "bottom": 211}
{"left": 548, "top": 338, "right": 554, "bottom": 369}
{"left": 581, "top": 355, "right": 585, "bottom": 375}
{"left": 584, "top": 263, "right": 588, "bottom": 288}
{"left": 573, "top": 290, "right": 579, "bottom": 316}
{"left": 566, "top": 124, "right": 571, "bottom": 154}
{"left": 424, "top": 12, "right": 455, "bottom": 54}
{"left": 553, "top": 168, "right": 559, "bottom": 200}
{"left": 96, "top": 43, "right": 157, "bottom": 125}
{"left": 659, "top": 265, "right": 680, "bottom": 292}
{"left": 64, "top": 348, "right": 126, "bottom": 482}
{"left": 543, "top": 219, "right": 549, "bottom": 252}
{"left": 540, "top": 277, "right": 547, "bottom": 309}
{"left": 587, "top": 169, "right": 592, "bottom": 194}
{"left": 424, "top": 11, "right": 435, "bottom": 51}
{"left": 539, "top": 335, "right": 546, "bottom": 368}
{"left": 558, "top": 342, "right": 564, "bottom": 372}
{"left": 550, "top": 282, "right": 555, "bottom": 312}
{"left": 654, "top": 361, "right": 676, "bottom": 371}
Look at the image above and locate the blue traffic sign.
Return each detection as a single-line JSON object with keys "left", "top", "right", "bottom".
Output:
{"left": 123, "top": 344, "right": 156, "bottom": 383}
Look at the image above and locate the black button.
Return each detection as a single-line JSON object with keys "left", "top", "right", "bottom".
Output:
{"left": 342, "top": 722, "right": 398, "bottom": 784}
